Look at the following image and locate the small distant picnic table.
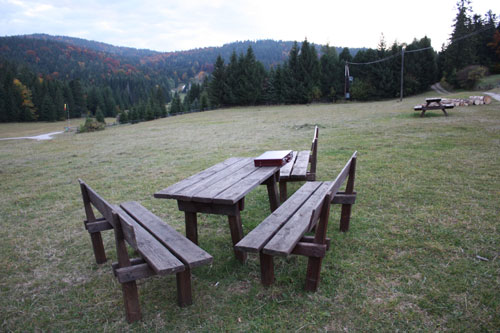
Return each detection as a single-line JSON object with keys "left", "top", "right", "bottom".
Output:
{"left": 154, "top": 157, "right": 281, "bottom": 263}
{"left": 414, "top": 97, "right": 454, "bottom": 117}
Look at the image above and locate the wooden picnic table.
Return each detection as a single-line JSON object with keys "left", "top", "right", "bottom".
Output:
{"left": 414, "top": 97, "right": 454, "bottom": 117}
{"left": 154, "top": 157, "right": 281, "bottom": 263}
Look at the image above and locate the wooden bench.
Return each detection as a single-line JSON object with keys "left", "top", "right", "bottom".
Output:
{"left": 79, "top": 179, "right": 213, "bottom": 323}
{"left": 279, "top": 126, "right": 319, "bottom": 202}
{"left": 235, "top": 152, "right": 357, "bottom": 291}
{"left": 414, "top": 97, "right": 454, "bottom": 117}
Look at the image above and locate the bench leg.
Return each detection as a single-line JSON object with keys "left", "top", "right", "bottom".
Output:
{"left": 259, "top": 252, "right": 275, "bottom": 286}
{"left": 339, "top": 204, "right": 352, "bottom": 232}
{"left": 184, "top": 212, "right": 198, "bottom": 245}
{"left": 279, "top": 181, "right": 287, "bottom": 203}
{"left": 228, "top": 213, "right": 247, "bottom": 263}
{"left": 442, "top": 108, "right": 448, "bottom": 116}
{"left": 305, "top": 257, "right": 323, "bottom": 292}
{"left": 90, "top": 232, "right": 107, "bottom": 264}
{"left": 176, "top": 268, "right": 193, "bottom": 307}
{"left": 121, "top": 281, "right": 142, "bottom": 323}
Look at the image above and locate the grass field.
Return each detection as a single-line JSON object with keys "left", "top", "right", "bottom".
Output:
{"left": 1, "top": 92, "right": 499, "bottom": 331}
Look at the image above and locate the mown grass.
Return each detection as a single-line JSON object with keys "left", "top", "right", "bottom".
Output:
{"left": 0, "top": 92, "right": 499, "bottom": 331}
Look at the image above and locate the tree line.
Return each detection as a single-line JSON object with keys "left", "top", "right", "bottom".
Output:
{"left": 206, "top": 2, "right": 498, "bottom": 105}
{"left": 0, "top": 59, "right": 172, "bottom": 123}
{"left": 0, "top": 1, "right": 497, "bottom": 123}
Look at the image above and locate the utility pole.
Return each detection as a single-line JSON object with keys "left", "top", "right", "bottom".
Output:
{"left": 345, "top": 62, "right": 350, "bottom": 100}
{"left": 400, "top": 46, "right": 405, "bottom": 102}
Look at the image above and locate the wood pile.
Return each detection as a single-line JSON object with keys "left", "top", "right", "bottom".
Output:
{"left": 441, "top": 95, "right": 492, "bottom": 106}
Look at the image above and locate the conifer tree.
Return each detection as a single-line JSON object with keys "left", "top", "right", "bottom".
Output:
{"left": 54, "top": 86, "right": 65, "bottom": 120}
{"left": 69, "top": 79, "right": 86, "bottom": 118}
{"left": 95, "top": 107, "right": 105, "bottom": 123}
{"left": 40, "top": 94, "right": 55, "bottom": 121}
{"left": 209, "top": 55, "right": 228, "bottom": 107}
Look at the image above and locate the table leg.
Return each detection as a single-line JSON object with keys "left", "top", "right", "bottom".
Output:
{"left": 228, "top": 213, "right": 247, "bottom": 263}
{"left": 279, "top": 181, "right": 287, "bottom": 203}
{"left": 265, "top": 171, "right": 280, "bottom": 212}
{"left": 184, "top": 211, "right": 198, "bottom": 245}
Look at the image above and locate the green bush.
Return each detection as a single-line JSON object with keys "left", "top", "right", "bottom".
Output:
{"left": 350, "top": 79, "right": 376, "bottom": 101}
{"left": 77, "top": 116, "right": 105, "bottom": 133}
{"left": 456, "top": 65, "right": 489, "bottom": 90}
{"left": 95, "top": 107, "right": 105, "bottom": 124}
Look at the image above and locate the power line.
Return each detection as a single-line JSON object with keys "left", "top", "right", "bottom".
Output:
{"left": 346, "top": 24, "right": 497, "bottom": 65}
{"left": 346, "top": 53, "right": 399, "bottom": 65}
{"left": 448, "top": 24, "right": 496, "bottom": 44}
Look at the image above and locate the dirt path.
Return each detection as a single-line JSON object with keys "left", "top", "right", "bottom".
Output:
{"left": 0, "top": 131, "right": 64, "bottom": 141}
{"left": 431, "top": 82, "right": 451, "bottom": 95}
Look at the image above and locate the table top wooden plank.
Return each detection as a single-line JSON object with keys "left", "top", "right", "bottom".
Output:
{"left": 212, "top": 164, "right": 280, "bottom": 204}
{"left": 120, "top": 201, "right": 213, "bottom": 269}
{"left": 279, "top": 151, "right": 298, "bottom": 179}
{"left": 426, "top": 97, "right": 442, "bottom": 103}
{"left": 290, "top": 150, "right": 310, "bottom": 179}
{"left": 154, "top": 157, "right": 246, "bottom": 199}
{"left": 156, "top": 157, "right": 280, "bottom": 205}
{"left": 193, "top": 160, "right": 260, "bottom": 203}
{"left": 170, "top": 158, "right": 253, "bottom": 202}
{"left": 263, "top": 182, "right": 331, "bottom": 256}
{"left": 234, "top": 181, "right": 323, "bottom": 252}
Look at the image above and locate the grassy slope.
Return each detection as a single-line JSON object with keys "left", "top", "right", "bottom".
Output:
{"left": 0, "top": 93, "right": 499, "bottom": 331}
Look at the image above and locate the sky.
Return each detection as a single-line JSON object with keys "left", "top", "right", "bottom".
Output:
{"left": 1, "top": 0, "right": 499, "bottom": 53}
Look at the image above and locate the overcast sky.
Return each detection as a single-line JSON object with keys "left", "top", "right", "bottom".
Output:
{"left": 1, "top": 0, "right": 499, "bottom": 52}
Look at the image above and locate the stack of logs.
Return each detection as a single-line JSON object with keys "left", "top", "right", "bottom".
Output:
{"left": 441, "top": 95, "right": 492, "bottom": 107}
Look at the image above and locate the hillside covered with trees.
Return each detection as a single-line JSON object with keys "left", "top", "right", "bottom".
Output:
{"left": 0, "top": 0, "right": 498, "bottom": 123}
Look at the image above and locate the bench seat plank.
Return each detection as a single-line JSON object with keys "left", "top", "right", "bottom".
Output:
{"left": 263, "top": 182, "right": 332, "bottom": 256}
{"left": 290, "top": 150, "right": 311, "bottom": 179}
{"left": 120, "top": 201, "right": 213, "bottom": 269}
{"left": 279, "top": 151, "right": 298, "bottom": 179}
{"left": 112, "top": 205, "right": 186, "bottom": 275}
{"left": 234, "top": 182, "right": 323, "bottom": 253}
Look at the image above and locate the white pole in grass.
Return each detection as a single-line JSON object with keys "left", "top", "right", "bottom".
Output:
{"left": 65, "top": 103, "right": 70, "bottom": 131}
{"left": 400, "top": 46, "right": 405, "bottom": 102}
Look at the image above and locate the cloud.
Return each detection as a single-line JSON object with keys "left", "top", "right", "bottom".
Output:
{"left": 1, "top": 0, "right": 499, "bottom": 51}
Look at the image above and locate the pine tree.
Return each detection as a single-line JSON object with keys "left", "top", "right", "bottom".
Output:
{"left": 95, "top": 107, "right": 105, "bottom": 123}
{"left": 200, "top": 91, "right": 210, "bottom": 110}
{"left": 40, "top": 94, "right": 56, "bottom": 122}
{"left": 209, "top": 55, "right": 228, "bottom": 108}
{"left": 320, "top": 44, "right": 340, "bottom": 101}
{"left": 170, "top": 92, "right": 182, "bottom": 114}
{"left": 298, "top": 39, "right": 320, "bottom": 102}
{"left": 54, "top": 86, "right": 65, "bottom": 120}
{"left": 69, "top": 79, "right": 86, "bottom": 117}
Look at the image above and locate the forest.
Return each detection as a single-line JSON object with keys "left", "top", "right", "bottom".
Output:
{"left": 0, "top": 1, "right": 498, "bottom": 123}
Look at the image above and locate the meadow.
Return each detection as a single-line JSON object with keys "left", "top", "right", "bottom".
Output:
{"left": 0, "top": 93, "right": 499, "bottom": 331}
